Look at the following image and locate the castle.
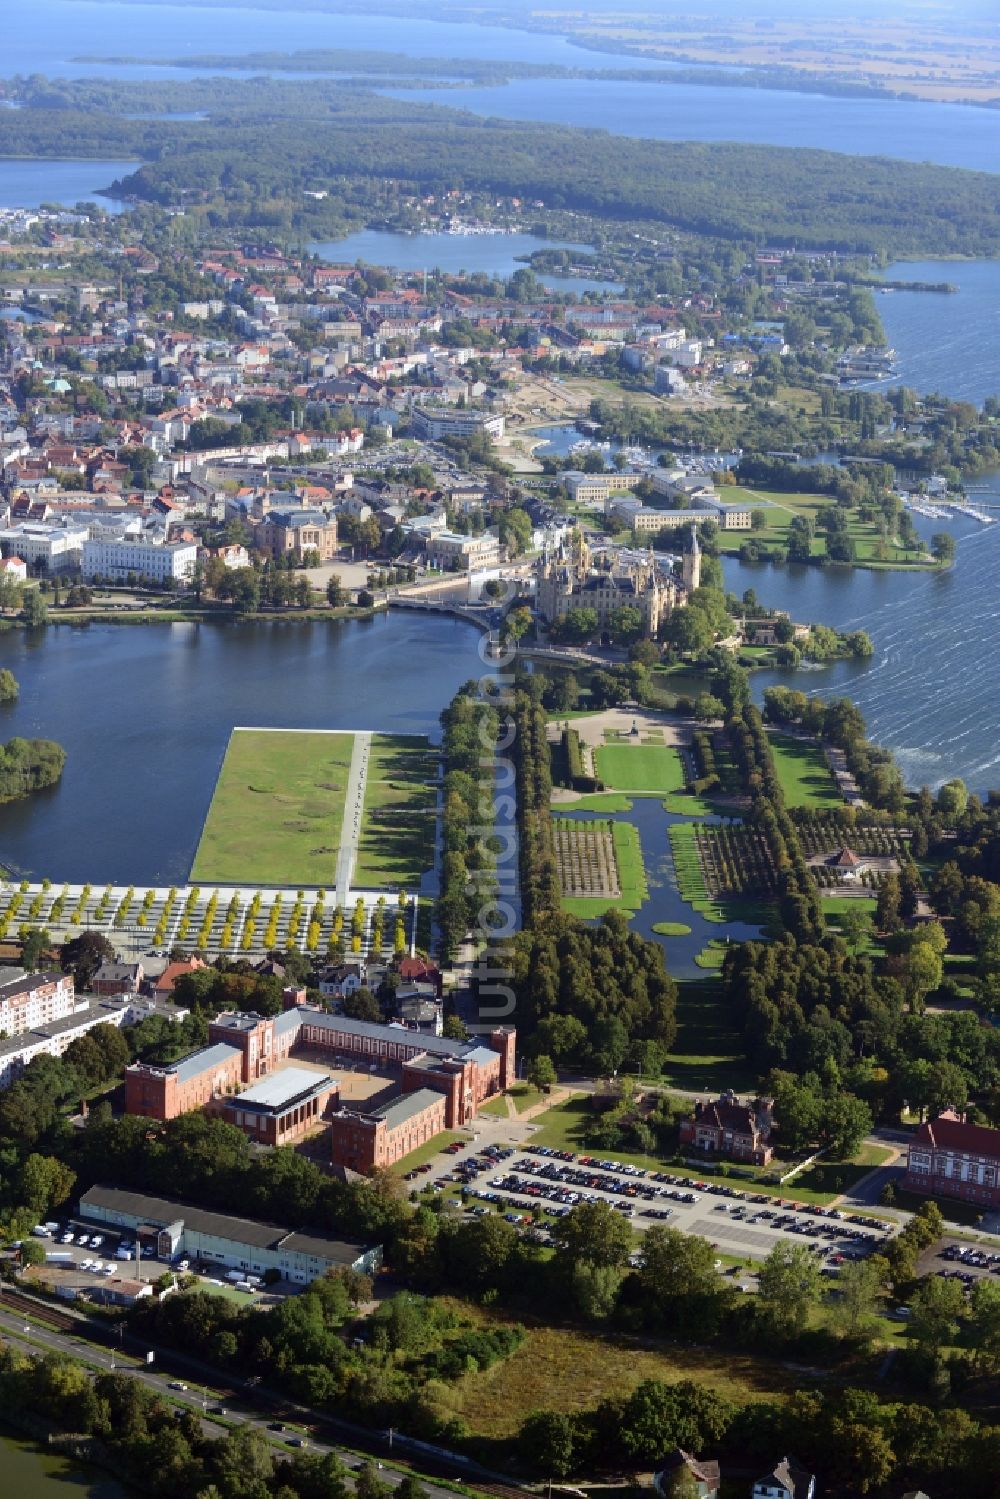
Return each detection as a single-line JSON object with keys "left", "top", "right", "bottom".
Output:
{"left": 534, "top": 525, "right": 700, "bottom": 640}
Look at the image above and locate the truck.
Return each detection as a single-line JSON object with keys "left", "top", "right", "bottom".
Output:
{"left": 225, "top": 1269, "right": 246, "bottom": 1284}
{"left": 45, "top": 1252, "right": 74, "bottom": 1265}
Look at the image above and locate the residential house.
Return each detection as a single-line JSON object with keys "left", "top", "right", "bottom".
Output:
{"left": 751, "top": 1457, "right": 815, "bottom": 1499}
{"left": 678, "top": 1090, "right": 774, "bottom": 1165}
{"left": 91, "top": 961, "right": 145, "bottom": 998}
{"left": 652, "top": 1449, "right": 720, "bottom": 1499}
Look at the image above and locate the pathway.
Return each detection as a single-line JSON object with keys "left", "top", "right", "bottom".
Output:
{"left": 335, "top": 731, "right": 372, "bottom": 908}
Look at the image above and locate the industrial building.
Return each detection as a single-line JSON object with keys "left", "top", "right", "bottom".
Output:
{"left": 78, "top": 1184, "right": 382, "bottom": 1285}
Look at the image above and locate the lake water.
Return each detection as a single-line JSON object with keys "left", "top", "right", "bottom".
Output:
{"left": 724, "top": 506, "right": 1000, "bottom": 794}
{"left": 385, "top": 78, "right": 1000, "bottom": 174}
{"left": 0, "top": 1430, "right": 124, "bottom": 1498}
{"left": 4, "top": 0, "right": 675, "bottom": 79}
{"left": 2, "top": 2, "right": 1000, "bottom": 175}
{"left": 872, "top": 260, "right": 1000, "bottom": 406}
{"left": 0, "top": 159, "right": 139, "bottom": 210}
{"left": 0, "top": 611, "right": 490, "bottom": 884}
{"left": 310, "top": 229, "right": 602, "bottom": 282}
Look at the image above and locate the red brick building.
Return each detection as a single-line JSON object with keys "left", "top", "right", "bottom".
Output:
{"left": 678, "top": 1090, "right": 774, "bottom": 1166}
{"left": 330, "top": 1088, "right": 448, "bottom": 1173}
{"left": 125, "top": 1005, "right": 516, "bottom": 1170}
{"left": 904, "top": 1111, "right": 1000, "bottom": 1209}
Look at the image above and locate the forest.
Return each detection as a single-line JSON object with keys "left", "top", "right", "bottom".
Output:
{"left": 7, "top": 76, "right": 1000, "bottom": 252}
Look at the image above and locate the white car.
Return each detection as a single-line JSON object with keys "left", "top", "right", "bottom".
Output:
{"left": 81, "top": 1258, "right": 94, "bottom": 1271}
{"left": 91, "top": 1235, "right": 104, "bottom": 1248}
{"left": 102, "top": 1264, "right": 115, "bottom": 1276}
{"left": 60, "top": 1232, "right": 75, "bottom": 1244}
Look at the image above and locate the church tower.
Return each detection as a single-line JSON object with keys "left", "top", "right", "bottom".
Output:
{"left": 681, "top": 522, "right": 701, "bottom": 593}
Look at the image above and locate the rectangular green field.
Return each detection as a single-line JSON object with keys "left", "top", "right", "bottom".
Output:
{"left": 593, "top": 743, "right": 685, "bottom": 793}
{"left": 354, "top": 734, "right": 439, "bottom": 889}
{"left": 191, "top": 729, "right": 437, "bottom": 889}
{"left": 768, "top": 732, "right": 842, "bottom": 809}
{"left": 191, "top": 729, "right": 354, "bottom": 887}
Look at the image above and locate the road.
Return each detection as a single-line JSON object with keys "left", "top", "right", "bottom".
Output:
{"left": 335, "top": 731, "right": 371, "bottom": 906}
{"left": 0, "top": 1291, "right": 516, "bottom": 1499}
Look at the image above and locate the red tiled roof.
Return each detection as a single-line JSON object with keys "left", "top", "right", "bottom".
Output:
{"left": 917, "top": 1112, "right": 1000, "bottom": 1157}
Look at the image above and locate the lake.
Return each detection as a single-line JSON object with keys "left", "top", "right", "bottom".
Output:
{"left": 871, "top": 260, "right": 1000, "bottom": 406}
{"left": 0, "top": 159, "right": 139, "bottom": 211}
{"left": 724, "top": 506, "right": 1000, "bottom": 795}
{"left": 386, "top": 78, "right": 1000, "bottom": 175}
{"left": 4, "top": 2, "right": 1000, "bottom": 175}
{"left": 0, "top": 611, "right": 490, "bottom": 885}
{"left": 0, "top": 1430, "right": 124, "bottom": 1499}
{"left": 310, "top": 229, "right": 604, "bottom": 282}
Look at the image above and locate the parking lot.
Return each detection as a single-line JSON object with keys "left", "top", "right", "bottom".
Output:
{"left": 921, "top": 1237, "right": 1000, "bottom": 1294}
{"left": 411, "top": 1139, "right": 895, "bottom": 1265}
{"left": 26, "top": 1221, "right": 283, "bottom": 1303}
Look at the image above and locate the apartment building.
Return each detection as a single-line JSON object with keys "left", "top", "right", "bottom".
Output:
{"left": 0, "top": 968, "right": 75, "bottom": 1038}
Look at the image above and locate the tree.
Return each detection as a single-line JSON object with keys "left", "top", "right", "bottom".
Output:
{"left": 876, "top": 873, "right": 902, "bottom": 933}
{"left": 618, "top": 1379, "right": 734, "bottom": 1464}
{"left": 518, "top": 1410, "right": 575, "bottom": 1478}
{"left": 693, "top": 693, "right": 725, "bottom": 722}
{"left": 665, "top": 605, "right": 714, "bottom": 657}
{"left": 526, "top": 1054, "right": 557, "bottom": 1093}
{"left": 838, "top": 904, "right": 873, "bottom": 952}
{"left": 629, "top": 1225, "right": 731, "bottom": 1335}
{"left": 904, "top": 939, "right": 943, "bottom": 1012}
{"left": 19, "top": 926, "right": 50, "bottom": 970}
{"left": 0, "top": 669, "right": 19, "bottom": 702}
{"left": 931, "top": 531, "right": 956, "bottom": 565}
{"left": 831, "top": 1257, "right": 884, "bottom": 1343}
{"left": 498, "top": 507, "right": 533, "bottom": 557}
{"left": 909, "top": 1274, "right": 965, "bottom": 1349}
{"left": 552, "top": 1199, "right": 633, "bottom": 1270}
{"left": 750, "top": 509, "right": 767, "bottom": 531}
{"left": 22, "top": 590, "right": 48, "bottom": 627}
{"left": 937, "top": 778, "right": 968, "bottom": 819}
{"left": 755, "top": 1243, "right": 823, "bottom": 1339}
{"left": 60, "top": 931, "right": 116, "bottom": 990}
{"left": 819, "top": 1092, "right": 873, "bottom": 1158}
{"left": 969, "top": 1277, "right": 1000, "bottom": 1372}
{"left": 342, "top": 988, "right": 381, "bottom": 1023}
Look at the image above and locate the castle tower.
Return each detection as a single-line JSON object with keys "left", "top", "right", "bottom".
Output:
{"left": 681, "top": 521, "right": 701, "bottom": 593}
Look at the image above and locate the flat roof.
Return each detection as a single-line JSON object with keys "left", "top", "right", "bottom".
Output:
{"left": 79, "top": 1184, "right": 376, "bottom": 1265}
{"left": 170, "top": 1041, "right": 239, "bottom": 1084}
{"left": 236, "top": 1066, "right": 334, "bottom": 1111}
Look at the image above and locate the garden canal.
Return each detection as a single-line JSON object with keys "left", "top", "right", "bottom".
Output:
{"left": 554, "top": 797, "right": 764, "bottom": 978}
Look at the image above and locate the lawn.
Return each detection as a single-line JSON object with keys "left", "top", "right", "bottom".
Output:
{"left": 192, "top": 729, "right": 437, "bottom": 890}
{"left": 714, "top": 487, "right": 939, "bottom": 571}
{"left": 353, "top": 734, "right": 438, "bottom": 889}
{"left": 191, "top": 729, "right": 355, "bottom": 886}
{"left": 769, "top": 732, "right": 842, "bottom": 809}
{"left": 388, "top": 1129, "right": 465, "bottom": 1175}
{"left": 661, "top": 978, "right": 757, "bottom": 1094}
{"left": 594, "top": 743, "right": 685, "bottom": 794}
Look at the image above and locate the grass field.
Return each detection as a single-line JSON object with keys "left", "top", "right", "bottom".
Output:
{"left": 192, "top": 729, "right": 437, "bottom": 888}
{"left": 769, "top": 732, "right": 842, "bottom": 809}
{"left": 715, "top": 487, "right": 938, "bottom": 571}
{"left": 594, "top": 743, "right": 685, "bottom": 794}
{"left": 661, "top": 978, "right": 756, "bottom": 1094}
{"left": 353, "top": 735, "right": 438, "bottom": 888}
{"left": 443, "top": 1318, "right": 792, "bottom": 1440}
{"left": 191, "top": 729, "right": 354, "bottom": 886}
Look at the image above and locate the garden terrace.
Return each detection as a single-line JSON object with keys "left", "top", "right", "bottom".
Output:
{"left": 553, "top": 818, "right": 620, "bottom": 901}
{"left": 693, "top": 823, "right": 780, "bottom": 899}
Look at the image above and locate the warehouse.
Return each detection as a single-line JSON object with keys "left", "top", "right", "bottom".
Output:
{"left": 78, "top": 1185, "right": 382, "bottom": 1285}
